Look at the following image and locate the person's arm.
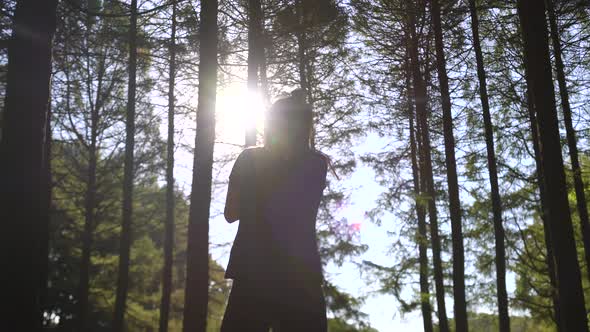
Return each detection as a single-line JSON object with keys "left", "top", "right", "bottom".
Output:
{"left": 224, "top": 175, "right": 240, "bottom": 223}
{"left": 224, "top": 150, "right": 248, "bottom": 223}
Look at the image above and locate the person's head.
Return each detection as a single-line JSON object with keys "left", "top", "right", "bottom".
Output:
{"left": 264, "top": 89, "right": 313, "bottom": 153}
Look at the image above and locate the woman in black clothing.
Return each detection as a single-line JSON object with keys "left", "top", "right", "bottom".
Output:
{"left": 220, "top": 90, "right": 330, "bottom": 332}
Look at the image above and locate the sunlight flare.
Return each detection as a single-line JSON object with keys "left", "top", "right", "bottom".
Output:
{"left": 216, "top": 85, "right": 266, "bottom": 146}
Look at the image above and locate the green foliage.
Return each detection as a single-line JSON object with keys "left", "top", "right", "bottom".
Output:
{"left": 328, "top": 317, "right": 379, "bottom": 332}
{"left": 436, "top": 312, "right": 554, "bottom": 332}
{"left": 512, "top": 157, "right": 590, "bottom": 329}
{"left": 46, "top": 142, "right": 230, "bottom": 331}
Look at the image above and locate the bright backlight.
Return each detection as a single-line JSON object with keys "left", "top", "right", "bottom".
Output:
{"left": 216, "top": 85, "right": 266, "bottom": 146}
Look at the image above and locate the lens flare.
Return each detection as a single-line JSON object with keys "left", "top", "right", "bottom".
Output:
{"left": 351, "top": 222, "right": 362, "bottom": 232}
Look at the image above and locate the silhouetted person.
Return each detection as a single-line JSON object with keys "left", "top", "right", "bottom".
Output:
{"left": 221, "top": 90, "right": 330, "bottom": 332}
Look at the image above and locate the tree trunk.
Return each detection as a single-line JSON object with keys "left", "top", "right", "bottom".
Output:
{"left": 246, "top": 0, "right": 263, "bottom": 146}
{"left": 296, "top": 0, "right": 307, "bottom": 94}
{"left": 517, "top": 1, "right": 588, "bottom": 330}
{"left": 159, "top": 3, "right": 177, "bottom": 332}
{"left": 428, "top": 1, "right": 468, "bottom": 330}
{"left": 77, "top": 106, "right": 98, "bottom": 332}
{"left": 525, "top": 79, "right": 561, "bottom": 332}
{"left": 113, "top": 0, "right": 138, "bottom": 330}
{"left": 182, "top": 0, "right": 218, "bottom": 331}
{"left": 260, "top": 44, "right": 270, "bottom": 106}
{"left": 295, "top": 0, "right": 316, "bottom": 148}
{"left": 78, "top": 126, "right": 97, "bottom": 332}
{"left": 467, "top": 1, "right": 510, "bottom": 330}
{"left": 547, "top": 0, "right": 590, "bottom": 284}
{"left": 77, "top": 35, "right": 107, "bottom": 331}
{"left": 40, "top": 90, "right": 53, "bottom": 319}
{"left": 406, "top": 3, "right": 449, "bottom": 331}
{"left": 407, "top": 56, "right": 434, "bottom": 332}
{"left": 0, "top": 0, "right": 58, "bottom": 330}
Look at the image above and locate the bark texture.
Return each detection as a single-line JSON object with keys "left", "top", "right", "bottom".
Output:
{"left": 517, "top": 0, "right": 588, "bottom": 330}
{"left": 182, "top": 0, "right": 219, "bottom": 331}
{"left": 0, "top": 1, "right": 58, "bottom": 330}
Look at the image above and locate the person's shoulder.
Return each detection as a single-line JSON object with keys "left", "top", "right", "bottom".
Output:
{"left": 308, "top": 150, "right": 329, "bottom": 171}
{"left": 237, "top": 146, "right": 265, "bottom": 160}
{"left": 309, "top": 149, "right": 329, "bottom": 162}
{"left": 247, "top": 146, "right": 266, "bottom": 154}
{"left": 230, "top": 147, "right": 264, "bottom": 179}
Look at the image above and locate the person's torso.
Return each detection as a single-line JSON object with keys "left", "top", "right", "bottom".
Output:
{"left": 226, "top": 147, "right": 327, "bottom": 282}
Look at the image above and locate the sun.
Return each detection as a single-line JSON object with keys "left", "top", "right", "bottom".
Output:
{"left": 216, "top": 84, "right": 266, "bottom": 147}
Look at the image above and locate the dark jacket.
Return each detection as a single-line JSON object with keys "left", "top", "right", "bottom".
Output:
{"left": 225, "top": 147, "right": 328, "bottom": 283}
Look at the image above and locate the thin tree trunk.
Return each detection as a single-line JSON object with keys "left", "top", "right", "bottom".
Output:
{"left": 546, "top": 0, "right": 590, "bottom": 283}
{"left": 260, "top": 44, "right": 270, "bottom": 106}
{"left": 159, "top": 3, "right": 177, "bottom": 332}
{"left": 0, "top": 1, "right": 58, "bottom": 330}
{"left": 113, "top": 0, "right": 138, "bottom": 330}
{"left": 525, "top": 80, "right": 561, "bottom": 331}
{"left": 467, "top": 1, "right": 509, "bottom": 330}
{"left": 246, "top": 0, "right": 263, "bottom": 146}
{"left": 182, "top": 0, "right": 218, "bottom": 331}
{"left": 77, "top": 107, "right": 98, "bottom": 332}
{"left": 296, "top": 0, "right": 307, "bottom": 94}
{"left": 40, "top": 92, "right": 53, "bottom": 318}
{"left": 78, "top": 132, "right": 97, "bottom": 331}
{"left": 428, "top": 1, "right": 468, "bottom": 330}
{"left": 295, "top": 0, "right": 316, "bottom": 148}
{"left": 406, "top": 3, "right": 449, "bottom": 331}
{"left": 517, "top": 1, "right": 588, "bottom": 330}
{"left": 77, "top": 36, "right": 106, "bottom": 332}
{"left": 407, "top": 56, "right": 434, "bottom": 332}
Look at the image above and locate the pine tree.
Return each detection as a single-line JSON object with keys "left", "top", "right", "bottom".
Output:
{"left": 246, "top": 0, "right": 263, "bottom": 146}
{"left": 407, "top": 56, "right": 434, "bottom": 332}
{"left": 113, "top": 0, "right": 138, "bottom": 330}
{"left": 524, "top": 70, "right": 561, "bottom": 331}
{"left": 517, "top": 0, "right": 588, "bottom": 330}
{"left": 428, "top": 0, "right": 468, "bottom": 330}
{"left": 0, "top": 1, "right": 58, "bottom": 330}
{"left": 407, "top": 1, "right": 449, "bottom": 330}
{"left": 546, "top": 0, "right": 590, "bottom": 285}
{"left": 159, "top": 2, "right": 177, "bottom": 332}
{"left": 467, "top": 0, "right": 509, "bottom": 330}
{"left": 183, "top": 0, "right": 219, "bottom": 331}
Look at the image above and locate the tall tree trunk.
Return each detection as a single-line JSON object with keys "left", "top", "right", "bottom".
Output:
{"left": 0, "top": 1, "right": 58, "bottom": 330}
{"left": 428, "top": 1, "right": 468, "bottom": 330}
{"left": 407, "top": 57, "right": 434, "bottom": 332}
{"left": 246, "top": 0, "right": 263, "bottom": 146}
{"left": 517, "top": 1, "right": 588, "bottom": 330}
{"left": 77, "top": 104, "right": 98, "bottom": 332}
{"left": 296, "top": 0, "right": 307, "bottom": 94}
{"left": 159, "top": 3, "right": 177, "bottom": 332}
{"left": 406, "top": 3, "right": 449, "bottom": 331}
{"left": 77, "top": 38, "right": 106, "bottom": 332}
{"left": 467, "top": 1, "right": 510, "bottom": 330}
{"left": 295, "top": 0, "right": 316, "bottom": 148}
{"left": 113, "top": 0, "right": 138, "bottom": 330}
{"left": 182, "top": 0, "right": 218, "bottom": 331}
{"left": 40, "top": 92, "right": 53, "bottom": 318}
{"left": 547, "top": 0, "right": 590, "bottom": 283}
{"left": 525, "top": 79, "right": 561, "bottom": 331}
{"left": 260, "top": 45, "right": 270, "bottom": 106}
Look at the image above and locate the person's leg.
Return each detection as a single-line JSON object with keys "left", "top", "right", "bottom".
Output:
{"left": 221, "top": 280, "right": 271, "bottom": 332}
{"left": 273, "top": 281, "right": 327, "bottom": 332}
